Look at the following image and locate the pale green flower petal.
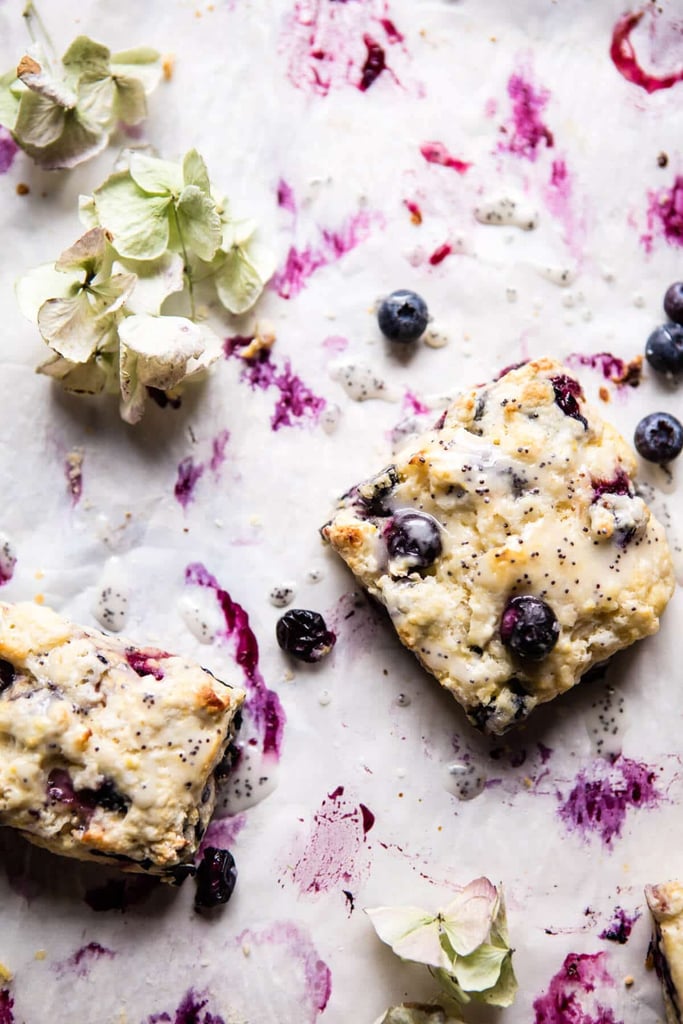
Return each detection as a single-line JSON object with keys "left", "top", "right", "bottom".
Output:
{"left": 61, "top": 36, "right": 111, "bottom": 80}
{"left": 450, "top": 944, "right": 508, "bottom": 993}
{"left": 14, "top": 89, "right": 65, "bottom": 147}
{"left": 117, "top": 252, "right": 184, "bottom": 315}
{"left": 37, "top": 291, "right": 112, "bottom": 362}
{"left": 94, "top": 171, "right": 171, "bottom": 259}
{"left": 184, "top": 323, "right": 223, "bottom": 376}
{"left": 78, "top": 193, "right": 99, "bottom": 229}
{"left": 37, "top": 352, "right": 107, "bottom": 394}
{"left": 110, "top": 48, "right": 161, "bottom": 94}
{"left": 76, "top": 74, "right": 116, "bottom": 130}
{"left": 175, "top": 184, "right": 221, "bottom": 261}
{"left": 129, "top": 151, "right": 182, "bottom": 195}
{"left": 18, "top": 106, "right": 107, "bottom": 170}
{"left": 213, "top": 245, "right": 265, "bottom": 315}
{"left": 16, "top": 46, "right": 77, "bottom": 107}
{"left": 0, "top": 71, "right": 20, "bottom": 129}
{"left": 374, "top": 1006, "right": 463, "bottom": 1024}
{"left": 477, "top": 947, "right": 518, "bottom": 1007}
{"left": 119, "top": 313, "right": 204, "bottom": 385}
{"left": 89, "top": 271, "right": 137, "bottom": 315}
{"left": 221, "top": 216, "right": 258, "bottom": 249}
{"left": 16, "top": 263, "right": 78, "bottom": 323}
{"left": 183, "top": 149, "right": 211, "bottom": 194}
{"left": 55, "top": 226, "right": 109, "bottom": 275}
{"left": 366, "top": 907, "right": 449, "bottom": 971}
{"left": 111, "top": 75, "right": 147, "bottom": 126}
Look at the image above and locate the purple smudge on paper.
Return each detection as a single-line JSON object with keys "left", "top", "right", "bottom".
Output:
{"left": 224, "top": 336, "right": 326, "bottom": 431}
{"left": 643, "top": 174, "right": 683, "bottom": 251}
{"left": 557, "top": 754, "right": 661, "bottom": 846}
{"left": 0, "top": 128, "right": 17, "bottom": 174}
{"left": 277, "top": 178, "right": 297, "bottom": 214}
{"left": 65, "top": 451, "right": 84, "bottom": 506}
{"left": 234, "top": 921, "right": 331, "bottom": 1019}
{"left": 0, "top": 990, "right": 14, "bottom": 1024}
{"left": 358, "top": 34, "right": 387, "bottom": 90}
{"left": 209, "top": 429, "right": 230, "bottom": 472}
{"left": 55, "top": 941, "right": 116, "bottom": 978}
{"left": 533, "top": 952, "right": 621, "bottom": 1024}
{"left": 271, "top": 210, "right": 379, "bottom": 299}
{"left": 199, "top": 814, "right": 246, "bottom": 855}
{"left": 402, "top": 390, "right": 430, "bottom": 416}
{"left": 322, "top": 335, "right": 349, "bottom": 355}
{"left": 0, "top": 538, "right": 16, "bottom": 586}
{"left": 174, "top": 457, "right": 204, "bottom": 509}
{"left": 290, "top": 786, "right": 372, "bottom": 896}
{"left": 538, "top": 742, "right": 553, "bottom": 764}
{"left": 543, "top": 157, "right": 585, "bottom": 259}
{"left": 611, "top": 8, "right": 683, "bottom": 94}
{"left": 566, "top": 352, "right": 643, "bottom": 389}
{"left": 185, "top": 562, "right": 285, "bottom": 758}
{"left": 599, "top": 906, "right": 640, "bottom": 944}
{"left": 146, "top": 989, "right": 226, "bottom": 1024}
{"left": 420, "top": 140, "right": 471, "bottom": 174}
{"left": 499, "top": 67, "right": 554, "bottom": 160}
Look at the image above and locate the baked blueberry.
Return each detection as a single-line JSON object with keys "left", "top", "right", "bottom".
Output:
{"left": 500, "top": 596, "right": 560, "bottom": 661}
{"left": 645, "top": 323, "right": 683, "bottom": 375}
{"left": 634, "top": 412, "right": 683, "bottom": 464}
{"left": 550, "top": 374, "right": 587, "bottom": 428}
{"left": 664, "top": 282, "right": 683, "bottom": 325}
{"left": 194, "top": 847, "right": 237, "bottom": 909}
{"left": 377, "top": 290, "right": 429, "bottom": 343}
{"left": 276, "top": 609, "right": 336, "bottom": 663}
{"left": 386, "top": 509, "right": 442, "bottom": 570}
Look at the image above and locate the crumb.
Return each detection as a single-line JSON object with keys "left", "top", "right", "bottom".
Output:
{"left": 34, "top": 594, "right": 44, "bottom": 605}
{"left": 599, "top": 386, "right": 610, "bottom": 402}
{"left": 239, "top": 321, "right": 276, "bottom": 359}
{"left": 16, "top": 183, "right": 29, "bottom": 196}
{"left": 624, "top": 975, "right": 634, "bottom": 987}
{"left": 0, "top": 963, "right": 12, "bottom": 982}
{"left": 658, "top": 152, "right": 669, "bottom": 168}
{"left": 34, "top": 569, "right": 44, "bottom": 580}
{"left": 34, "top": 950, "right": 46, "bottom": 961}
{"left": 523, "top": 776, "right": 533, "bottom": 788}
{"left": 242, "top": 942, "right": 251, "bottom": 957}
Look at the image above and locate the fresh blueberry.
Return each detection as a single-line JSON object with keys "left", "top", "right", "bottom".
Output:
{"left": 276, "top": 609, "right": 336, "bottom": 663}
{"left": 634, "top": 412, "right": 683, "bottom": 464}
{"left": 645, "top": 323, "right": 683, "bottom": 375}
{"left": 386, "top": 509, "right": 442, "bottom": 570}
{"left": 664, "top": 282, "right": 683, "bottom": 325}
{"left": 194, "top": 847, "right": 237, "bottom": 910}
{"left": 500, "top": 595, "right": 560, "bottom": 661}
{"left": 550, "top": 374, "right": 587, "bottom": 428}
{"left": 377, "top": 289, "right": 429, "bottom": 343}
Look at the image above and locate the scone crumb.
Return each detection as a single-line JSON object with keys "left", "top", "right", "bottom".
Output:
{"left": 162, "top": 54, "right": 175, "bottom": 80}
{"left": 34, "top": 593, "right": 44, "bottom": 604}
{"left": 0, "top": 962, "right": 12, "bottom": 981}
{"left": 599, "top": 386, "right": 610, "bottom": 402}
{"left": 624, "top": 975, "right": 634, "bottom": 987}
{"left": 16, "top": 183, "right": 29, "bottom": 196}
{"left": 523, "top": 776, "right": 533, "bottom": 789}
{"left": 34, "top": 950, "right": 46, "bottom": 961}
{"left": 242, "top": 943, "right": 251, "bottom": 957}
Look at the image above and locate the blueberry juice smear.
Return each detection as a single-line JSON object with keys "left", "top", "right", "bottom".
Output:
{"left": 550, "top": 374, "right": 587, "bottom": 429}
{"left": 194, "top": 847, "right": 237, "bottom": 910}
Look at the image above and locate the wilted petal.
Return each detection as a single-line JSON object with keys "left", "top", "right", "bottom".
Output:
{"left": 16, "top": 263, "right": 78, "bottom": 323}
{"left": 439, "top": 878, "right": 499, "bottom": 957}
{"left": 366, "top": 906, "right": 450, "bottom": 971}
{"left": 94, "top": 171, "right": 170, "bottom": 259}
{"left": 38, "top": 291, "right": 112, "bottom": 362}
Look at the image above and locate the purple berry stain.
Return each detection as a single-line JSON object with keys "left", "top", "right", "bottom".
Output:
{"left": 224, "top": 335, "right": 326, "bottom": 432}
{"left": 599, "top": 906, "right": 640, "bottom": 944}
{"left": 125, "top": 648, "right": 169, "bottom": 681}
{"left": 358, "top": 34, "right": 386, "bottom": 90}
{"left": 591, "top": 470, "right": 632, "bottom": 502}
{"left": 566, "top": 352, "right": 642, "bottom": 389}
{"left": 533, "top": 952, "right": 622, "bottom": 1024}
{"left": 499, "top": 68, "right": 554, "bottom": 160}
{"left": 271, "top": 209, "right": 380, "bottom": 299}
{"left": 174, "top": 458, "right": 204, "bottom": 510}
{"left": 557, "top": 754, "right": 661, "bottom": 846}
{"left": 0, "top": 990, "right": 14, "bottom": 1024}
{"left": 84, "top": 875, "right": 158, "bottom": 912}
{"left": 234, "top": 921, "right": 331, "bottom": 1018}
{"left": 644, "top": 174, "right": 683, "bottom": 251}
{"left": 55, "top": 941, "right": 116, "bottom": 978}
{"left": 420, "top": 141, "right": 471, "bottom": 174}
{"left": 145, "top": 988, "right": 226, "bottom": 1024}
{"left": 550, "top": 374, "right": 588, "bottom": 428}
{"left": 277, "top": 178, "right": 297, "bottom": 214}
{"left": 290, "top": 786, "right": 373, "bottom": 896}
{"left": 185, "top": 562, "right": 285, "bottom": 759}
{"left": 0, "top": 128, "right": 17, "bottom": 174}
{"left": 0, "top": 539, "right": 16, "bottom": 586}
{"left": 611, "top": 8, "right": 683, "bottom": 94}
{"left": 65, "top": 449, "right": 84, "bottom": 506}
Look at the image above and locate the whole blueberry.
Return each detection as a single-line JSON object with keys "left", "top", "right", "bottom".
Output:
{"left": 276, "top": 609, "right": 336, "bottom": 663}
{"left": 386, "top": 509, "right": 442, "bottom": 570}
{"left": 377, "top": 289, "right": 429, "bottom": 343}
{"left": 194, "top": 847, "right": 237, "bottom": 910}
{"left": 634, "top": 412, "right": 683, "bottom": 464}
{"left": 664, "top": 282, "right": 683, "bottom": 325}
{"left": 500, "top": 595, "right": 560, "bottom": 661}
{"left": 645, "top": 323, "right": 683, "bottom": 375}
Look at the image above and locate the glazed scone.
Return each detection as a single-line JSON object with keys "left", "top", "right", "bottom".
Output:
{"left": 0, "top": 601, "right": 245, "bottom": 876}
{"left": 646, "top": 881, "right": 683, "bottom": 1024}
{"left": 322, "top": 359, "right": 674, "bottom": 735}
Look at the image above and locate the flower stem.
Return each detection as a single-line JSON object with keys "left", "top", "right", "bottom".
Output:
{"left": 172, "top": 206, "right": 196, "bottom": 321}
{"left": 22, "top": 2, "right": 59, "bottom": 64}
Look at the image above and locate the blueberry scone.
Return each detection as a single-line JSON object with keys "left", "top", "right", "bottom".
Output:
{"left": 322, "top": 359, "right": 674, "bottom": 734}
{"left": 646, "top": 882, "right": 683, "bottom": 1024}
{"left": 0, "top": 601, "right": 245, "bottom": 876}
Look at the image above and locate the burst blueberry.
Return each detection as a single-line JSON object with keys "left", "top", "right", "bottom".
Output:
{"left": 276, "top": 609, "right": 336, "bottom": 663}
{"left": 194, "top": 847, "right": 237, "bottom": 910}
{"left": 645, "top": 323, "right": 683, "bottom": 375}
{"left": 500, "top": 595, "right": 560, "bottom": 661}
{"left": 664, "top": 282, "right": 683, "bottom": 325}
{"left": 386, "top": 509, "right": 442, "bottom": 570}
{"left": 377, "top": 289, "right": 429, "bottom": 343}
{"left": 634, "top": 412, "right": 683, "bottom": 464}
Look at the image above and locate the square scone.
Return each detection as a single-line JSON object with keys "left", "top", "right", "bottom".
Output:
{"left": 646, "top": 881, "right": 683, "bottom": 1024}
{"left": 0, "top": 601, "right": 245, "bottom": 876}
{"left": 322, "top": 358, "right": 674, "bottom": 735}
